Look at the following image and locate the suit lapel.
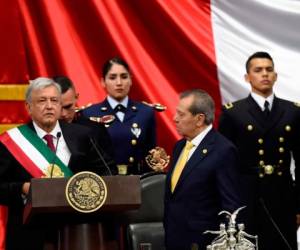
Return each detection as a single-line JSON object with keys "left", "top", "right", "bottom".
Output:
{"left": 246, "top": 95, "right": 266, "bottom": 129}
{"left": 172, "top": 129, "right": 215, "bottom": 194}
{"left": 265, "top": 97, "right": 284, "bottom": 132}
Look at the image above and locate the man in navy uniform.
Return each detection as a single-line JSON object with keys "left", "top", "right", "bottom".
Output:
{"left": 219, "top": 51, "right": 300, "bottom": 250}
{"left": 82, "top": 57, "right": 157, "bottom": 175}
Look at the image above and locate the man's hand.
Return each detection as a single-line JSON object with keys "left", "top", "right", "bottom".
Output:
{"left": 22, "top": 182, "right": 30, "bottom": 195}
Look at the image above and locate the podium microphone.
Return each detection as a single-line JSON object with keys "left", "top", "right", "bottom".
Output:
{"left": 89, "top": 137, "right": 113, "bottom": 176}
{"left": 50, "top": 132, "right": 62, "bottom": 178}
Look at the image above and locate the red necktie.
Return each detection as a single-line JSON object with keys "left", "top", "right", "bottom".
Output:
{"left": 43, "top": 134, "right": 55, "bottom": 152}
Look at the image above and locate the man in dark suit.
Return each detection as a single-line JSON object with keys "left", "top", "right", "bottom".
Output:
{"left": 219, "top": 51, "right": 300, "bottom": 250}
{"left": 0, "top": 77, "right": 115, "bottom": 250}
{"left": 53, "top": 75, "right": 116, "bottom": 173}
{"left": 164, "top": 89, "right": 241, "bottom": 250}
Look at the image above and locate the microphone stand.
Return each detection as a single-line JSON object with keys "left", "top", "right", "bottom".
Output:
{"left": 259, "top": 198, "right": 292, "bottom": 250}
{"left": 89, "top": 137, "right": 113, "bottom": 176}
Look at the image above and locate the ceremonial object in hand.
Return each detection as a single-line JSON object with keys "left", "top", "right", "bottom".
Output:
{"left": 145, "top": 146, "right": 170, "bottom": 172}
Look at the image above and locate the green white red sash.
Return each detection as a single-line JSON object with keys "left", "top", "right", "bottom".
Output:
{"left": 0, "top": 124, "right": 73, "bottom": 178}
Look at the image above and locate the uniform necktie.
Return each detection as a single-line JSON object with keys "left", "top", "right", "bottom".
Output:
{"left": 263, "top": 101, "right": 270, "bottom": 116}
{"left": 114, "top": 104, "right": 126, "bottom": 113}
{"left": 171, "top": 141, "right": 194, "bottom": 192}
{"left": 44, "top": 134, "right": 55, "bottom": 152}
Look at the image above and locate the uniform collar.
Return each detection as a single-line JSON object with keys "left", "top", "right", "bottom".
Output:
{"left": 107, "top": 95, "right": 129, "bottom": 109}
{"left": 250, "top": 92, "right": 274, "bottom": 111}
{"left": 189, "top": 124, "right": 212, "bottom": 148}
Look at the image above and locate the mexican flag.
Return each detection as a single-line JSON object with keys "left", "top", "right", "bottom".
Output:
{"left": 1, "top": 0, "right": 300, "bottom": 248}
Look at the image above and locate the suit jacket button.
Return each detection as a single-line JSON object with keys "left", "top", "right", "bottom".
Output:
{"left": 258, "top": 138, "right": 264, "bottom": 144}
{"left": 258, "top": 149, "right": 264, "bottom": 155}
{"left": 131, "top": 139, "right": 137, "bottom": 145}
{"left": 129, "top": 157, "right": 135, "bottom": 163}
{"left": 285, "top": 125, "right": 291, "bottom": 132}
{"left": 279, "top": 147, "right": 285, "bottom": 153}
{"left": 279, "top": 137, "right": 284, "bottom": 143}
{"left": 132, "top": 123, "right": 138, "bottom": 128}
{"left": 247, "top": 125, "right": 253, "bottom": 131}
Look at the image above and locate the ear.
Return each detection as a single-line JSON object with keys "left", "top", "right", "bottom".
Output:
{"left": 25, "top": 102, "right": 31, "bottom": 115}
{"left": 101, "top": 77, "right": 106, "bottom": 89}
{"left": 196, "top": 113, "right": 205, "bottom": 127}
{"left": 244, "top": 73, "right": 250, "bottom": 83}
{"left": 274, "top": 72, "right": 278, "bottom": 81}
{"left": 75, "top": 93, "right": 79, "bottom": 100}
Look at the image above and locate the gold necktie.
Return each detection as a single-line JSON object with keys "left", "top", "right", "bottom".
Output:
{"left": 171, "top": 141, "right": 194, "bottom": 192}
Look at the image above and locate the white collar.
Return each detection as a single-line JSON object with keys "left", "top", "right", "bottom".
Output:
{"left": 251, "top": 92, "right": 274, "bottom": 111}
{"left": 33, "top": 121, "right": 62, "bottom": 139}
{"left": 107, "top": 96, "right": 129, "bottom": 109}
{"left": 190, "top": 124, "right": 213, "bottom": 147}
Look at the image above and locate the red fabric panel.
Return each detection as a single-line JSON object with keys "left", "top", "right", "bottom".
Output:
{"left": 0, "top": 1, "right": 28, "bottom": 83}
{"left": 12, "top": 0, "right": 220, "bottom": 152}
{"left": 0, "top": 206, "right": 7, "bottom": 250}
{"left": 0, "top": 0, "right": 220, "bottom": 245}
{"left": 0, "top": 101, "right": 29, "bottom": 124}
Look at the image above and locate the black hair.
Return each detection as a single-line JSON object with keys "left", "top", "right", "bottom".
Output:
{"left": 245, "top": 51, "right": 274, "bottom": 73}
{"left": 102, "top": 56, "right": 130, "bottom": 78}
{"left": 52, "top": 76, "right": 75, "bottom": 94}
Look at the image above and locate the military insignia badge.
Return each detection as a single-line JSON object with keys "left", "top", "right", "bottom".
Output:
{"left": 224, "top": 103, "right": 233, "bottom": 109}
{"left": 145, "top": 146, "right": 170, "bottom": 172}
{"left": 65, "top": 171, "right": 107, "bottom": 213}
{"left": 89, "top": 115, "right": 115, "bottom": 124}
{"left": 131, "top": 123, "right": 141, "bottom": 138}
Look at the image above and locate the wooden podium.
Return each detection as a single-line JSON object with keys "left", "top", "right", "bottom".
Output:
{"left": 23, "top": 176, "right": 141, "bottom": 250}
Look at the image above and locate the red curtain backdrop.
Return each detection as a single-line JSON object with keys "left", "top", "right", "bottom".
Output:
{"left": 0, "top": 0, "right": 220, "bottom": 248}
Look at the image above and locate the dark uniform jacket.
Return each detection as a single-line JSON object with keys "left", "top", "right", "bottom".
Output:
{"left": 164, "top": 129, "right": 241, "bottom": 250}
{"left": 82, "top": 98, "right": 156, "bottom": 175}
{"left": 72, "top": 114, "right": 116, "bottom": 172}
{"left": 219, "top": 95, "right": 300, "bottom": 250}
{"left": 0, "top": 121, "right": 115, "bottom": 250}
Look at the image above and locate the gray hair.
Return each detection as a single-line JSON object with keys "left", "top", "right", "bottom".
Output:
{"left": 180, "top": 89, "right": 215, "bottom": 125}
{"left": 26, "top": 77, "right": 62, "bottom": 103}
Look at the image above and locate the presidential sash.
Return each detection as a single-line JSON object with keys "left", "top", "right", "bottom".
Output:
{"left": 0, "top": 124, "right": 73, "bottom": 178}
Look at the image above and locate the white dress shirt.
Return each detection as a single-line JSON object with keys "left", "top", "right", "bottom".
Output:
{"left": 251, "top": 92, "right": 274, "bottom": 111}
{"left": 107, "top": 95, "right": 129, "bottom": 122}
{"left": 33, "top": 121, "right": 71, "bottom": 166}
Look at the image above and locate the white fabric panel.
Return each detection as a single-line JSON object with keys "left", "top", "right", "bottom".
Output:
{"left": 211, "top": 0, "right": 300, "bottom": 104}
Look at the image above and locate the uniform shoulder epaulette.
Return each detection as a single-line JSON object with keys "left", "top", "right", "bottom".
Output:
{"left": 75, "top": 103, "right": 93, "bottom": 113}
{"left": 142, "top": 101, "right": 166, "bottom": 112}
{"left": 224, "top": 102, "right": 233, "bottom": 109}
{"left": 293, "top": 102, "right": 300, "bottom": 107}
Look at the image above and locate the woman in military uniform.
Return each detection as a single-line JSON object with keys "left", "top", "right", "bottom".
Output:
{"left": 82, "top": 57, "right": 157, "bottom": 175}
